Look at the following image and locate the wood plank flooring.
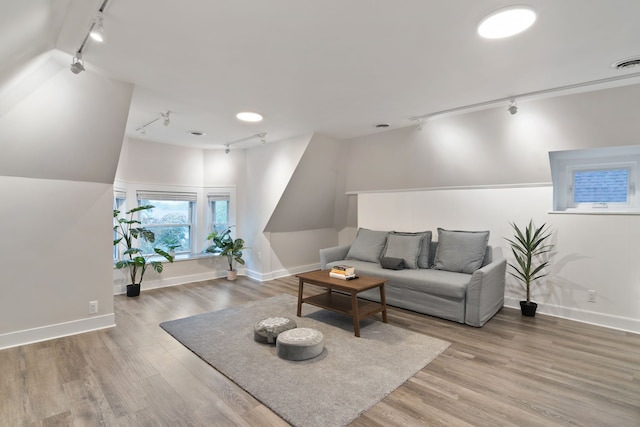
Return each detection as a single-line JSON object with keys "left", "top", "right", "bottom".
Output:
{"left": 1, "top": 275, "right": 639, "bottom": 426}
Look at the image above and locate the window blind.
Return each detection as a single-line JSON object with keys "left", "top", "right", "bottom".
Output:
{"left": 137, "top": 191, "right": 197, "bottom": 202}
{"left": 207, "top": 193, "right": 230, "bottom": 202}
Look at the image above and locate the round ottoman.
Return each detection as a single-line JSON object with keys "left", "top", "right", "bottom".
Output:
{"left": 276, "top": 327, "right": 324, "bottom": 361}
{"left": 253, "top": 317, "right": 297, "bottom": 344}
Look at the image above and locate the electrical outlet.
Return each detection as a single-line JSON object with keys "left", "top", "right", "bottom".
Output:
{"left": 587, "top": 290, "right": 597, "bottom": 303}
{"left": 89, "top": 300, "right": 99, "bottom": 314}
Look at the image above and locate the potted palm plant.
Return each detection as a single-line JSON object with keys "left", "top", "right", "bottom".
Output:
{"left": 114, "top": 205, "right": 173, "bottom": 296}
{"left": 505, "top": 220, "right": 553, "bottom": 316}
{"left": 204, "top": 226, "right": 246, "bottom": 280}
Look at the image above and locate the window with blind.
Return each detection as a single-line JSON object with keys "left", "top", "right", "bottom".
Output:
{"left": 137, "top": 191, "right": 197, "bottom": 254}
{"left": 208, "top": 193, "right": 230, "bottom": 234}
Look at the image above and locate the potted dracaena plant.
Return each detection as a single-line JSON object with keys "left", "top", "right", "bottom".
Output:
{"left": 505, "top": 220, "right": 553, "bottom": 317}
{"left": 113, "top": 205, "right": 173, "bottom": 296}
{"left": 204, "top": 226, "right": 246, "bottom": 280}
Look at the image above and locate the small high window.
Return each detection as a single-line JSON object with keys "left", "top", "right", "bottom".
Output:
{"left": 550, "top": 146, "right": 640, "bottom": 213}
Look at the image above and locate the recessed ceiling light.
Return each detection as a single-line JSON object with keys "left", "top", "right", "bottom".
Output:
{"left": 478, "top": 6, "right": 536, "bottom": 39}
{"left": 236, "top": 111, "right": 263, "bottom": 122}
{"left": 188, "top": 130, "right": 206, "bottom": 136}
{"left": 611, "top": 56, "right": 640, "bottom": 70}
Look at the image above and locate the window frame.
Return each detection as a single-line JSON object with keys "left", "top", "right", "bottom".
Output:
{"left": 136, "top": 191, "right": 197, "bottom": 255}
{"left": 113, "top": 190, "right": 127, "bottom": 261}
{"left": 568, "top": 163, "right": 633, "bottom": 209}
{"left": 550, "top": 146, "right": 640, "bottom": 214}
{"left": 208, "top": 192, "right": 231, "bottom": 234}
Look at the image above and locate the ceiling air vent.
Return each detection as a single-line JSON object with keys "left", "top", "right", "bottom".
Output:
{"left": 612, "top": 56, "right": 640, "bottom": 70}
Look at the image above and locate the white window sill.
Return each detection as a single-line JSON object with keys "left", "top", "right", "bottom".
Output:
{"left": 113, "top": 252, "right": 218, "bottom": 268}
{"left": 549, "top": 210, "right": 640, "bottom": 216}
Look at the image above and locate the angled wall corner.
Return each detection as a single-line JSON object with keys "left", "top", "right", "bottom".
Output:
{"left": 264, "top": 133, "right": 349, "bottom": 233}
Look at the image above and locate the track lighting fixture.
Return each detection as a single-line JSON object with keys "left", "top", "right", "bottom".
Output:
{"left": 70, "top": 52, "right": 85, "bottom": 74}
{"left": 135, "top": 110, "right": 171, "bottom": 136}
{"left": 223, "top": 132, "right": 267, "bottom": 153}
{"left": 162, "top": 111, "right": 171, "bottom": 126}
{"left": 416, "top": 118, "right": 424, "bottom": 131}
{"left": 408, "top": 71, "right": 640, "bottom": 125}
{"left": 70, "top": 0, "right": 111, "bottom": 74}
{"left": 89, "top": 13, "right": 105, "bottom": 42}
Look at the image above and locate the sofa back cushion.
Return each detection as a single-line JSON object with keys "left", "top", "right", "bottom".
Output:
{"left": 381, "top": 233, "right": 424, "bottom": 269}
{"left": 388, "top": 231, "right": 432, "bottom": 269}
{"left": 432, "top": 228, "right": 490, "bottom": 274}
{"left": 345, "top": 228, "right": 388, "bottom": 263}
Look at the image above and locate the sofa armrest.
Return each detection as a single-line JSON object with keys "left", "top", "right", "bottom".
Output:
{"left": 465, "top": 257, "right": 507, "bottom": 327}
{"left": 319, "top": 245, "right": 351, "bottom": 270}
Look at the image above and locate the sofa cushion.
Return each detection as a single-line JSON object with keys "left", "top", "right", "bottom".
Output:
{"left": 433, "top": 228, "right": 490, "bottom": 274}
{"left": 345, "top": 228, "right": 388, "bottom": 263}
{"left": 389, "top": 231, "right": 432, "bottom": 269}
{"left": 326, "top": 259, "right": 470, "bottom": 300}
{"left": 381, "top": 233, "right": 423, "bottom": 269}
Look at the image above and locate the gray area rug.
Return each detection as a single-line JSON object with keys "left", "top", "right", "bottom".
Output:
{"left": 160, "top": 294, "right": 450, "bottom": 427}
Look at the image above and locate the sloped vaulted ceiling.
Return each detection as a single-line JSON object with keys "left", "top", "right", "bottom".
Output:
{"left": 0, "top": 1, "right": 133, "bottom": 184}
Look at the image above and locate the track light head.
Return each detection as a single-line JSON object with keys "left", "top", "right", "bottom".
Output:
{"left": 89, "top": 13, "right": 105, "bottom": 42}
{"left": 416, "top": 118, "right": 424, "bottom": 131}
{"left": 258, "top": 132, "right": 267, "bottom": 144}
{"left": 70, "top": 52, "right": 85, "bottom": 74}
{"left": 162, "top": 111, "right": 171, "bottom": 126}
{"left": 224, "top": 145, "right": 230, "bottom": 154}
{"left": 508, "top": 100, "right": 518, "bottom": 115}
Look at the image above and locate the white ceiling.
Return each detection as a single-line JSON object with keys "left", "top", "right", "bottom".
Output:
{"left": 4, "top": 0, "right": 640, "bottom": 149}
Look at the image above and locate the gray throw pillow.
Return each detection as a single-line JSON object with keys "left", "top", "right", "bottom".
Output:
{"left": 381, "top": 233, "right": 423, "bottom": 269}
{"left": 433, "top": 228, "right": 490, "bottom": 274}
{"left": 346, "top": 228, "right": 388, "bottom": 263}
{"left": 388, "top": 231, "right": 432, "bottom": 268}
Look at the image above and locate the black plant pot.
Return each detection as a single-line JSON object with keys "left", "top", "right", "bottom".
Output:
{"left": 520, "top": 301, "right": 537, "bottom": 317}
{"left": 126, "top": 284, "right": 141, "bottom": 297}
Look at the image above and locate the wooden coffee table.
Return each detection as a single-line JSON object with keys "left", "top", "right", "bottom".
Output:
{"left": 295, "top": 270, "right": 388, "bottom": 337}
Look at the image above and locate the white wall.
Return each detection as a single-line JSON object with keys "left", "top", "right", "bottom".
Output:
{"left": 0, "top": 53, "right": 132, "bottom": 349}
{"left": 0, "top": 177, "right": 115, "bottom": 349}
{"left": 244, "top": 134, "right": 311, "bottom": 279}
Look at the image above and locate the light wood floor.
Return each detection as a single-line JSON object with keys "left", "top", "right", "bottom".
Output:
{"left": 1, "top": 275, "right": 639, "bottom": 426}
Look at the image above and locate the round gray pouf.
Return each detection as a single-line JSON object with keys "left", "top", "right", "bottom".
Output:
{"left": 276, "top": 327, "right": 324, "bottom": 361}
{"left": 254, "top": 317, "right": 297, "bottom": 344}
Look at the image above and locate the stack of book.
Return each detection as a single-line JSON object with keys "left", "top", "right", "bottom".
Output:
{"left": 329, "top": 265, "right": 356, "bottom": 280}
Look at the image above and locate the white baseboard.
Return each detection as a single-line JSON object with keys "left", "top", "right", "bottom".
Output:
{"left": 504, "top": 296, "right": 640, "bottom": 335}
{"left": 0, "top": 314, "right": 115, "bottom": 350}
{"left": 246, "top": 263, "right": 319, "bottom": 282}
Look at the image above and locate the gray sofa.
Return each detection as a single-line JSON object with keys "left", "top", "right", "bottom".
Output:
{"left": 319, "top": 228, "right": 506, "bottom": 327}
